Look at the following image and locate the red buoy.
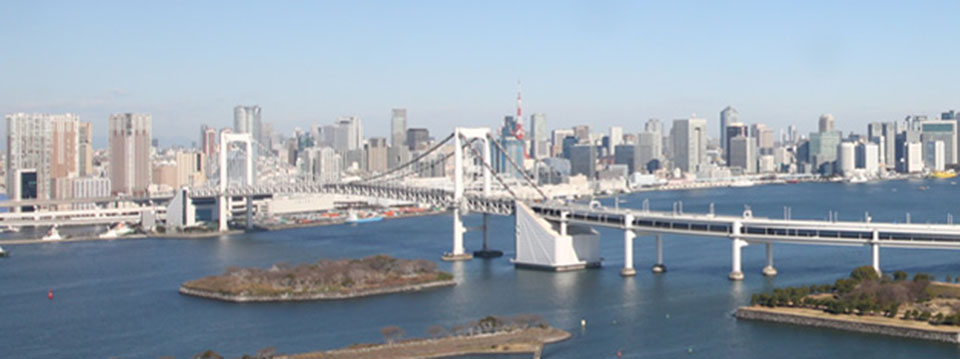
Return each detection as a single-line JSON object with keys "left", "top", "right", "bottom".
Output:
{"left": 48, "top": 290, "right": 53, "bottom": 300}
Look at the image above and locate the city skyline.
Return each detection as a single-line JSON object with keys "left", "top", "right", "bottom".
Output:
{"left": 2, "top": 1, "right": 959, "bottom": 146}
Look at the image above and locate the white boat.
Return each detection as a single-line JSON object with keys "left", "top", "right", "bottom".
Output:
{"left": 99, "top": 222, "right": 134, "bottom": 239}
{"left": 42, "top": 226, "right": 62, "bottom": 241}
{"left": 0, "top": 245, "right": 7, "bottom": 257}
{"left": 730, "top": 180, "right": 755, "bottom": 188}
{"left": 0, "top": 226, "right": 19, "bottom": 233}
{"left": 345, "top": 210, "right": 383, "bottom": 224}
{"left": 845, "top": 176, "right": 868, "bottom": 184}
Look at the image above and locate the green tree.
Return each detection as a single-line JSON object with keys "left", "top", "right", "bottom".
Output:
{"left": 850, "top": 266, "right": 880, "bottom": 282}
{"left": 893, "top": 270, "right": 908, "bottom": 281}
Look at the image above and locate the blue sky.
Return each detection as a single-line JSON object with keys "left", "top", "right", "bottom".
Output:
{"left": 1, "top": 1, "right": 958, "bottom": 147}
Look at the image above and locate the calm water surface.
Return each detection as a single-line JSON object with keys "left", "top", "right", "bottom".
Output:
{"left": 3, "top": 180, "right": 960, "bottom": 358}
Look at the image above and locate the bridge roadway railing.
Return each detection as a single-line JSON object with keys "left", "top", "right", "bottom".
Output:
{"left": 188, "top": 182, "right": 517, "bottom": 215}
{"left": 530, "top": 202, "right": 960, "bottom": 250}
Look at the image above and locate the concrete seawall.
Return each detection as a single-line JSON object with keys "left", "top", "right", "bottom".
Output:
{"left": 736, "top": 306, "right": 960, "bottom": 344}
{"left": 179, "top": 279, "right": 456, "bottom": 303}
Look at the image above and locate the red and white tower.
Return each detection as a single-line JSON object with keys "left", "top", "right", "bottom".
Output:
{"left": 514, "top": 81, "right": 524, "bottom": 140}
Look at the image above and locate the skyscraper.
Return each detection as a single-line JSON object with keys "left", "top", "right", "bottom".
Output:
{"left": 819, "top": 114, "right": 835, "bottom": 133}
{"left": 729, "top": 136, "right": 755, "bottom": 174}
{"left": 724, "top": 122, "right": 747, "bottom": 165}
{"left": 529, "top": 113, "right": 548, "bottom": 158}
{"left": 78, "top": 121, "right": 93, "bottom": 177}
{"left": 5, "top": 113, "right": 80, "bottom": 202}
{"left": 671, "top": 117, "right": 708, "bottom": 173}
{"left": 109, "top": 113, "right": 152, "bottom": 196}
{"left": 391, "top": 109, "right": 407, "bottom": 148}
{"left": 608, "top": 126, "right": 623, "bottom": 156}
{"left": 920, "top": 120, "right": 957, "bottom": 165}
{"left": 720, "top": 106, "right": 739, "bottom": 155}
{"left": 233, "top": 105, "right": 262, "bottom": 144}
{"left": 334, "top": 116, "right": 363, "bottom": 152}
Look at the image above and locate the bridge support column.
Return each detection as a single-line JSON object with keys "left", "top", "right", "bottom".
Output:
{"left": 871, "top": 230, "right": 881, "bottom": 275}
{"left": 652, "top": 234, "right": 666, "bottom": 273}
{"left": 729, "top": 220, "right": 745, "bottom": 280}
{"left": 621, "top": 227, "right": 636, "bottom": 277}
{"left": 217, "top": 195, "right": 228, "bottom": 232}
{"left": 762, "top": 242, "right": 777, "bottom": 276}
{"left": 474, "top": 213, "right": 503, "bottom": 258}
{"left": 442, "top": 208, "right": 473, "bottom": 261}
{"left": 245, "top": 197, "right": 254, "bottom": 230}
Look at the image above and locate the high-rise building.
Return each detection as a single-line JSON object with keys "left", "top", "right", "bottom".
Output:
{"left": 807, "top": 131, "right": 841, "bottom": 171}
{"left": 406, "top": 128, "right": 430, "bottom": 151}
{"left": 233, "top": 106, "right": 262, "bottom": 145}
{"left": 551, "top": 128, "right": 574, "bottom": 157}
{"left": 720, "top": 106, "right": 739, "bottom": 155}
{"left": 724, "top": 123, "right": 747, "bottom": 165}
{"left": 391, "top": 109, "right": 407, "bottom": 148}
{"left": 920, "top": 120, "right": 957, "bottom": 165}
{"left": 671, "top": 117, "right": 708, "bottom": 173}
{"left": 645, "top": 118, "right": 663, "bottom": 135}
{"left": 614, "top": 144, "right": 640, "bottom": 174}
{"left": 109, "top": 113, "right": 152, "bottom": 196}
{"left": 924, "top": 140, "right": 945, "bottom": 171}
{"left": 856, "top": 142, "right": 880, "bottom": 175}
{"left": 608, "top": 126, "right": 623, "bottom": 156}
{"left": 569, "top": 144, "right": 596, "bottom": 178}
{"left": 904, "top": 141, "right": 924, "bottom": 173}
{"left": 751, "top": 123, "right": 774, "bottom": 151}
{"left": 6, "top": 113, "right": 72, "bottom": 202}
{"left": 300, "top": 147, "right": 341, "bottom": 182}
{"left": 573, "top": 125, "right": 590, "bottom": 143}
{"left": 78, "top": 122, "right": 93, "bottom": 177}
{"left": 200, "top": 125, "right": 218, "bottom": 158}
{"left": 365, "top": 137, "right": 388, "bottom": 173}
{"left": 334, "top": 116, "right": 363, "bottom": 152}
{"left": 530, "top": 113, "right": 548, "bottom": 158}
{"left": 637, "top": 132, "right": 661, "bottom": 172}
{"left": 49, "top": 116, "right": 79, "bottom": 180}
{"left": 787, "top": 125, "right": 798, "bottom": 143}
{"left": 729, "top": 136, "right": 755, "bottom": 174}
{"left": 819, "top": 114, "right": 835, "bottom": 133}
{"left": 837, "top": 142, "right": 856, "bottom": 176}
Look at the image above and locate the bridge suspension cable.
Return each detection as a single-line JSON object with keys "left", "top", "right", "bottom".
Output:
{"left": 485, "top": 133, "right": 548, "bottom": 201}
{"left": 350, "top": 132, "right": 456, "bottom": 184}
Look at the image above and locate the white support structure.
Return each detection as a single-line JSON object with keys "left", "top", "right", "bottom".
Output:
{"left": 729, "top": 220, "right": 746, "bottom": 281}
{"left": 621, "top": 214, "right": 636, "bottom": 276}
{"left": 218, "top": 132, "right": 254, "bottom": 232}
{"left": 652, "top": 234, "right": 666, "bottom": 273}
{"left": 443, "top": 127, "right": 492, "bottom": 261}
{"left": 872, "top": 230, "right": 881, "bottom": 275}
{"left": 512, "top": 201, "right": 600, "bottom": 271}
{"left": 762, "top": 242, "right": 777, "bottom": 276}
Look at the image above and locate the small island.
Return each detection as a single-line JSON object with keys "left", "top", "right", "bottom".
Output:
{"left": 276, "top": 315, "right": 570, "bottom": 359}
{"left": 737, "top": 266, "right": 960, "bottom": 343}
{"left": 180, "top": 255, "right": 455, "bottom": 302}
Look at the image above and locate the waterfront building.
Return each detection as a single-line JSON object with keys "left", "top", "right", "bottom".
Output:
{"left": 729, "top": 136, "right": 755, "bottom": 174}
{"left": 895, "top": 130, "right": 922, "bottom": 172}
{"left": 856, "top": 142, "right": 880, "bottom": 175}
{"left": 5, "top": 113, "right": 82, "bottom": 203}
{"left": 920, "top": 120, "right": 957, "bottom": 164}
{"left": 904, "top": 141, "right": 924, "bottom": 173}
{"left": 924, "top": 140, "right": 945, "bottom": 172}
{"left": 671, "top": 116, "right": 707, "bottom": 173}
{"left": 807, "top": 131, "right": 841, "bottom": 172}
{"left": 613, "top": 144, "right": 640, "bottom": 174}
{"left": 78, "top": 121, "right": 93, "bottom": 177}
{"left": 391, "top": 108, "right": 407, "bottom": 149}
{"left": 569, "top": 144, "right": 596, "bottom": 178}
{"left": 72, "top": 176, "right": 110, "bottom": 210}
{"left": 109, "top": 113, "right": 152, "bottom": 196}
{"left": 837, "top": 142, "right": 856, "bottom": 176}
{"left": 720, "top": 106, "right": 738, "bottom": 155}
{"left": 724, "top": 123, "right": 747, "bottom": 165}
{"left": 819, "top": 114, "right": 835, "bottom": 133}
{"left": 758, "top": 155, "right": 776, "bottom": 173}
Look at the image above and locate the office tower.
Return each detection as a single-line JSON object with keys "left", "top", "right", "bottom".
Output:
{"left": 867, "top": 122, "right": 883, "bottom": 141}
{"left": 569, "top": 144, "right": 596, "bottom": 178}
{"left": 918, "top": 120, "right": 957, "bottom": 165}
{"left": 807, "top": 131, "right": 841, "bottom": 170}
{"left": 855, "top": 142, "right": 880, "bottom": 175}
{"left": 233, "top": 106, "right": 262, "bottom": 144}
{"left": 904, "top": 142, "right": 924, "bottom": 173}
{"left": 645, "top": 118, "right": 663, "bottom": 135}
{"left": 729, "top": 136, "right": 755, "bottom": 174}
{"left": 837, "top": 142, "right": 856, "bottom": 176}
{"left": 406, "top": 128, "right": 430, "bottom": 151}
{"left": 551, "top": 128, "right": 575, "bottom": 157}
{"left": 72, "top": 177, "right": 111, "bottom": 210}
{"left": 905, "top": 115, "right": 927, "bottom": 132}
{"left": 365, "top": 137, "right": 388, "bottom": 173}
{"left": 757, "top": 155, "right": 776, "bottom": 173}
{"left": 334, "top": 116, "right": 363, "bottom": 152}
{"left": 895, "top": 130, "right": 921, "bottom": 172}
{"left": 175, "top": 151, "right": 206, "bottom": 188}
{"left": 573, "top": 125, "right": 590, "bottom": 143}
{"left": 724, "top": 122, "right": 747, "bottom": 165}
{"left": 528, "top": 113, "right": 547, "bottom": 158}
{"left": 614, "top": 144, "right": 640, "bottom": 174}
{"left": 391, "top": 109, "right": 407, "bottom": 148}
{"left": 49, "top": 116, "right": 80, "bottom": 181}
{"left": 671, "top": 116, "right": 708, "bottom": 173}
{"left": 6, "top": 113, "right": 73, "bottom": 202}
{"left": 819, "top": 114, "right": 835, "bottom": 133}
{"left": 924, "top": 140, "right": 945, "bottom": 171}
{"left": 751, "top": 123, "right": 774, "bottom": 151}
{"left": 720, "top": 106, "right": 739, "bottom": 154}
{"left": 637, "top": 132, "right": 660, "bottom": 173}
{"left": 77, "top": 121, "right": 93, "bottom": 177}
{"left": 300, "top": 147, "right": 341, "bottom": 182}
{"left": 608, "top": 126, "right": 623, "bottom": 156}
{"left": 261, "top": 122, "right": 274, "bottom": 150}
{"left": 200, "top": 126, "right": 218, "bottom": 158}
{"left": 109, "top": 113, "right": 152, "bottom": 196}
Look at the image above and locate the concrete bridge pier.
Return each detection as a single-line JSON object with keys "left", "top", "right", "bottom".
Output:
{"left": 245, "top": 197, "right": 254, "bottom": 230}
{"left": 762, "top": 242, "right": 777, "bottom": 276}
{"left": 621, "top": 215, "right": 637, "bottom": 276}
{"left": 729, "top": 220, "right": 746, "bottom": 281}
{"left": 871, "top": 230, "right": 881, "bottom": 275}
{"left": 651, "top": 234, "right": 667, "bottom": 273}
{"left": 474, "top": 213, "right": 503, "bottom": 258}
{"left": 217, "top": 195, "right": 228, "bottom": 232}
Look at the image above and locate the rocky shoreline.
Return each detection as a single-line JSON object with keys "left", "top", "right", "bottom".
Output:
{"left": 180, "top": 278, "right": 456, "bottom": 303}
{"left": 736, "top": 306, "right": 960, "bottom": 344}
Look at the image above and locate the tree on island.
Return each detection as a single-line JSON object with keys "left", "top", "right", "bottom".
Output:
{"left": 427, "top": 325, "right": 448, "bottom": 338}
{"left": 193, "top": 350, "right": 223, "bottom": 359}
